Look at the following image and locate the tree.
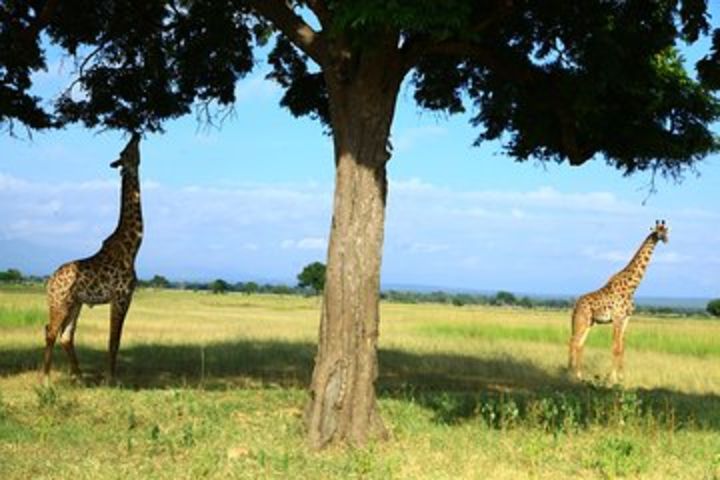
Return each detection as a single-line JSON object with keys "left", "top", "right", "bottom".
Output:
{"left": 0, "top": 1, "right": 57, "bottom": 132}
{"left": 708, "top": 299, "right": 720, "bottom": 317}
{"left": 494, "top": 291, "right": 517, "bottom": 306}
{"left": 210, "top": 278, "right": 230, "bottom": 295}
{"left": 149, "top": 274, "right": 171, "bottom": 289}
{"left": 3, "top": 0, "right": 720, "bottom": 449}
{"left": 297, "top": 261, "right": 326, "bottom": 294}
{"left": 241, "top": 281, "right": 259, "bottom": 295}
{"left": 0, "top": 268, "right": 23, "bottom": 283}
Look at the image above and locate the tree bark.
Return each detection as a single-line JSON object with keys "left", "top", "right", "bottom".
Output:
{"left": 305, "top": 58, "right": 401, "bottom": 449}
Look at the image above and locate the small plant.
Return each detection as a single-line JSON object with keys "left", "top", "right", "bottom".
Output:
{"left": 181, "top": 423, "right": 195, "bottom": 447}
{"left": 590, "top": 436, "right": 648, "bottom": 478}
{"left": 150, "top": 424, "right": 161, "bottom": 441}
{"left": 480, "top": 401, "right": 499, "bottom": 428}
{"left": 34, "top": 385, "right": 58, "bottom": 409}
{"left": 127, "top": 408, "right": 138, "bottom": 430}
{"left": 613, "top": 388, "right": 643, "bottom": 426}
{"left": 0, "top": 392, "right": 7, "bottom": 421}
{"left": 345, "top": 446, "right": 377, "bottom": 476}
{"left": 499, "top": 397, "right": 520, "bottom": 429}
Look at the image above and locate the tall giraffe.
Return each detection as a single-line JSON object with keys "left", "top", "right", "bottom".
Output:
{"left": 568, "top": 220, "right": 669, "bottom": 382}
{"left": 44, "top": 133, "right": 144, "bottom": 382}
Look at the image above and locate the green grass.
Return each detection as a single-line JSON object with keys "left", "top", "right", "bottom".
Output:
{"left": 421, "top": 319, "right": 720, "bottom": 358}
{"left": 0, "top": 305, "right": 45, "bottom": 327}
{"left": 1, "top": 288, "right": 720, "bottom": 478}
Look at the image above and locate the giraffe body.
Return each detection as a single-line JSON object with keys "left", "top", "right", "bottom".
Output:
{"left": 568, "top": 221, "right": 668, "bottom": 382}
{"left": 44, "top": 134, "right": 143, "bottom": 381}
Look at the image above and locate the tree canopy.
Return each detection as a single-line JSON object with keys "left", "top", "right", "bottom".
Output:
{"left": 298, "top": 261, "right": 326, "bottom": 294}
{"left": 2, "top": 0, "right": 718, "bottom": 175}
{"left": 210, "top": 278, "right": 230, "bottom": 294}
{"left": 708, "top": 299, "right": 720, "bottom": 317}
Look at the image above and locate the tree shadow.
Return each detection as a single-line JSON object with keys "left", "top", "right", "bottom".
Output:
{"left": 1, "top": 338, "right": 719, "bottom": 430}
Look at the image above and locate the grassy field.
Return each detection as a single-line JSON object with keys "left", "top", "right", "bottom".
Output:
{"left": 1, "top": 285, "right": 720, "bottom": 479}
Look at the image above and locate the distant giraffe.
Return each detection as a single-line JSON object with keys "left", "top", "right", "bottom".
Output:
{"left": 44, "top": 133, "right": 143, "bottom": 382}
{"left": 568, "top": 220, "right": 669, "bottom": 382}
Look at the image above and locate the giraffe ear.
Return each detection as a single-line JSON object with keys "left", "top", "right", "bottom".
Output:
{"left": 110, "top": 159, "right": 122, "bottom": 168}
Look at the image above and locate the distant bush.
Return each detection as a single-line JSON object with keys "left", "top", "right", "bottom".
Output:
{"left": 297, "top": 262, "right": 326, "bottom": 295}
{"left": 240, "top": 281, "right": 259, "bottom": 295}
{"left": 210, "top": 279, "right": 230, "bottom": 294}
{"left": 707, "top": 299, "right": 720, "bottom": 317}
{"left": 493, "top": 291, "right": 517, "bottom": 305}
{"left": 149, "top": 275, "right": 171, "bottom": 289}
{"left": 0, "top": 268, "right": 23, "bottom": 283}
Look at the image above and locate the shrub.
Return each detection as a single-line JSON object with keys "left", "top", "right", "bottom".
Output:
{"left": 210, "top": 279, "right": 230, "bottom": 294}
{"left": 707, "top": 299, "right": 720, "bottom": 317}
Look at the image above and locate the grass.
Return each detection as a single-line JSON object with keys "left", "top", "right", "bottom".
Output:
{"left": 420, "top": 318, "right": 720, "bottom": 358}
{"left": 0, "top": 305, "right": 45, "bottom": 327}
{"left": 1, "top": 288, "right": 720, "bottom": 478}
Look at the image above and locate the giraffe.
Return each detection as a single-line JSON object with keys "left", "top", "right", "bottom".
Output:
{"left": 568, "top": 220, "right": 669, "bottom": 383}
{"left": 43, "top": 133, "right": 144, "bottom": 382}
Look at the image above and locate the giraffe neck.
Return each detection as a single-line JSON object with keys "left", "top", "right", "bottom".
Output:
{"left": 619, "top": 233, "right": 658, "bottom": 291}
{"left": 109, "top": 168, "right": 143, "bottom": 258}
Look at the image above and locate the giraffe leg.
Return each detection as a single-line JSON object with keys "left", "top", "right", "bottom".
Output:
{"left": 610, "top": 316, "right": 630, "bottom": 383}
{"left": 108, "top": 296, "right": 131, "bottom": 381}
{"left": 59, "top": 302, "right": 82, "bottom": 377}
{"left": 43, "top": 302, "right": 71, "bottom": 381}
{"left": 569, "top": 306, "right": 592, "bottom": 380}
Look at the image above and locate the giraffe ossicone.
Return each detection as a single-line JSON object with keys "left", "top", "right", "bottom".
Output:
{"left": 568, "top": 220, "right": 669, "bottom": 383}
{"left": 43, "top": 134, "right": 144, "bottom": 382}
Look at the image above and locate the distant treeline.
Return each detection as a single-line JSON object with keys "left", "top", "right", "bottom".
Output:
{"left": 381, "top": 289, "right": 566, "bottom": 309}
{"left": 0, "top": 268, "right": 711, "bottom": 316}
{"left": 137, "top": 275, "right": 306, "bottom": 296}
{"left": 380, "top": 289, "right": 706, "bottom": 316}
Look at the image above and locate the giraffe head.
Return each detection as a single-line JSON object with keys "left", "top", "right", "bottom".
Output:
{"left": 652, "top": 219, "right": 669, "bottom": 243}
{"left": 110, "top": 133, "right": 141, "bottom": 174}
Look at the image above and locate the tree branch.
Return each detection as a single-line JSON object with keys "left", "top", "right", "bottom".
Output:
{"left": 246, "top": 0, "right": 326, "bottom": 65}
{"left": 304, "top": 0, "right": 331, "bottom": 28}
{"left": 402, "top": 38, "right": 534, "bottom": 82}
{"left": 403, "top": 38, "right": 595, "bottom": 166}
{"left": 20, "top": 0, "right": 60, "bottom": 44}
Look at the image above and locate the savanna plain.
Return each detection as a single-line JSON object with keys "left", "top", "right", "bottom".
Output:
{"left": 1, "top": 285, "right": 720, "bottom": 479}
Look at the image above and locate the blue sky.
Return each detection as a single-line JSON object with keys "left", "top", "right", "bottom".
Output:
{"left": 1, "top": 23, "right": 719, "bottom": 299}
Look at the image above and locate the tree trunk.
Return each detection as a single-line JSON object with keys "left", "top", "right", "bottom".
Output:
{"left": 305, "top": 62, "right": 400, "bottom": 449}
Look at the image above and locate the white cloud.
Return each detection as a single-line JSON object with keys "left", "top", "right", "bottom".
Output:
{"left": 1, "top": 172, "right": 716, "bottom": 296}
{"left": 581, "top": 247, "right": 632, "bottom": 263}
{"left": 653, "top": 251, "right": 693, "bottom": 264}
{"left": 4, "top": 219, "right": 85, "bottom": 239}
{"left": 234, "top": 74, "right": 282, "bottom": 103}
{"left": 282, "top": 237, "right": 327, "bottom": 250}
{"left": 408, "top": 242, "right": 449, "bottom": 254}
{"left": 297, "top": 237, "right": 326, "bottom": 250}
{"left": 580, "top": 247, "right": 694, "bottom": 266}
{"left": 392, "top": 126, "right": 447, "bottom": 153}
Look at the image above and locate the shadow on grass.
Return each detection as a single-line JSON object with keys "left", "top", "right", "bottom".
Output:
{"left": 2, "top": 338, "right": 719, "bottom": 430}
